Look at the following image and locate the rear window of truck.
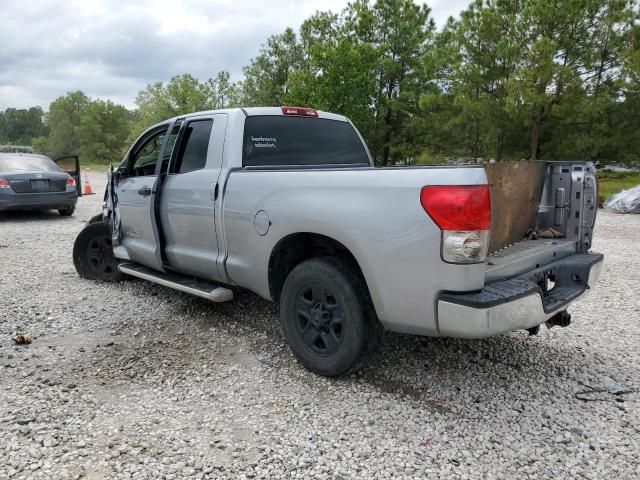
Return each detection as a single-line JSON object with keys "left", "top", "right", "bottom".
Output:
{"left": 242, "top": 116, "right": 370, "bottom": 167}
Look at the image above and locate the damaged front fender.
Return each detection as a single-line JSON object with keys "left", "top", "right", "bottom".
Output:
{"left": 100, "top": 166, "right": 122, "bottom": 247}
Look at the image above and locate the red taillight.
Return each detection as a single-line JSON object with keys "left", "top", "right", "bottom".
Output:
{"left": 281, "top": 106, "right": 318, "bottom": 117}
{"left": 420, "top": 185, "right": 491, "bottom": 231}
{"left": 66, "top": 177, "right": 76, "bottom": 187}
{"left": 0, "top": 178, "right": 11, "bottom": 189}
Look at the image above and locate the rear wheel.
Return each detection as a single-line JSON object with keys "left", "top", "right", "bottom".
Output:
{"left": 73, "top": 222, "right": 121, "bottom": 281}
{"left": 279, "top": 257, "right": 382, "bottom": 377}
{"left": 58, "top": 206, "right": 75, "bottom": 217}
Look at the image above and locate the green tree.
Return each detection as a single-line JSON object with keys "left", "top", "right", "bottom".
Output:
{"left": 133, "top": 72, "right": 238, "bottom": 135}
{"left": 136, "top": 74, "right": 212, "bottom": 127}
{"left": 33, "top": 91, "right": 89, "bottom": 158}
{"left": 20, "top": 0, "right": 640, "bottom": 169}
{"left": 0, "top": 107, "right": 47, "bottom": 145}
{"left": 32, "top": 92, "right": 135, "bottom": 164}
{"left": 286, "top": 12, "right": 378, "bottom": 141}
{"left": 428, "top": 2, "right": 525, "bottom": 161}
{"left": 421, "top": 0, "right": 638, "bottom": 163}
{"left": 278, "top": 0, "right": 436, "bottom": 165}
{"left": 507, "top": 0, "right": 636, "bottom": 160}
{"left": 540, "top": 0, "right": 638, "bottom": 162}
{"left": 206, "top": 71, "right": 241, "bottom": 109}
{"left": 240, "top": 28, "right": 304, "bottom": 106}
{"left": 345, "top": 0, "right": 435, "bottom": 165}
{"left": 76, "top": 100, "right": 132, "bottom": 164}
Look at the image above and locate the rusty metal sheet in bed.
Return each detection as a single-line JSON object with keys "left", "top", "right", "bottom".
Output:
{"left": 484, "top": 161, "right": 546, "bottom": 253}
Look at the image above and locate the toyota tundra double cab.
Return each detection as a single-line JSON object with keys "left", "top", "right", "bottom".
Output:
{"left": 73, "top": 106, "right": 603, "bottom": 376}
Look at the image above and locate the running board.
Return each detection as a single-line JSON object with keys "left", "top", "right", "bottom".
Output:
{"left": 118, "top": 263, "right": 234, "bottom": 302}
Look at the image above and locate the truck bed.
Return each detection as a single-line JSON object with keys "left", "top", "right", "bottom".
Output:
{"left": 483, "top": 160, "right": 597, "bottom": 282}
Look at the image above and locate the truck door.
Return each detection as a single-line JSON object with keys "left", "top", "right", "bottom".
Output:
{"left": 112, "top": 124, "right": 178, "bottom": 270}
{"left": 158, "top": 114, "right": 227, "bottom": 281}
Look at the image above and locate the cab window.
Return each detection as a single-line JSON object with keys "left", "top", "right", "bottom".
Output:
{"left": 160, "top": 125, "right": 181, "bottom": 174}
{"left": 242, "top": 116, "right": 369, "bottom": 167}
{"left": 172, "top": 120, "right": 213, "bottom": 174}
{"left": 130, "top": 128, "right": 167, "bottom": 176}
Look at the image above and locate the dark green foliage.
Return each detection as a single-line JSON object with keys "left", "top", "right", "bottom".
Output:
{"left": 76, "top": 100, "right": 133, "bottom": 164}
{"left": 20, "top": 71, "right": 239, "bottom": 165}
{"left": 5, "top": 0, "right": 639, "bottom": 167}
{"left": 132, "top": 72, "right": 240, "bottom": 137}
{"left": 32, "top": 91, "right": 89, "bottom": 159}
{"left": 242, "top": 28, "right": 304, "bottom": 107}
{"left": 236, "top": 0, "right": 639, "bottom": 166}
{"left": 420, "top": 0, "right": 639, "bottom": 164}
{"left": 0, "top": 107, "right": 48, "bottom": 146}
{"left": 31, "top": 92, "right": 131, "bottom": 164}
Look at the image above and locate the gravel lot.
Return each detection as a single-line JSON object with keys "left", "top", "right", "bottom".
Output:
{"left": 1, "top": 171, "right": 639, "bottom": 480}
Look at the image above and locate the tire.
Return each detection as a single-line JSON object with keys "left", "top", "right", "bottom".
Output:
{"left": 59, "top": 206, "right": 75, "bottom": 217}
{"left": 279, "top": 257, "right": 382, "bottom": 377}
{"left": 72, "top": 222, "right": 122, "bottom": 282}
{"left": 88, "top": 213, "right": 104, "bottom": 224}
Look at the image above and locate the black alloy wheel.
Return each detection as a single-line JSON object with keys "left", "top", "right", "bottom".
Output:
{"left": 295, "top": 282, "right": 345, "bottom": 356}
{"left": 279, "top": 257, "right": 382, "bottom": 377}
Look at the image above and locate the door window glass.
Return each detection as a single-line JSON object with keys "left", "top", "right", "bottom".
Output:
{"left": 131, "top": 128, "right": 167, "bottom": 176}
{"left": 160, "top": 125, "right": 181, "bottom": 174}
{"left": 173, "top": 120, "right": 213, "bottom": 174}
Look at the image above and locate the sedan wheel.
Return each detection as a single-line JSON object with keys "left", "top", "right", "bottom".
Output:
{"left": 58, "top": 206, "right": 75, "bottom": 217}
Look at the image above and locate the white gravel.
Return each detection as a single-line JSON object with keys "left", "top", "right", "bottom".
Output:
{"left": 1, "top": 171, "right": 639, "bottom": 480}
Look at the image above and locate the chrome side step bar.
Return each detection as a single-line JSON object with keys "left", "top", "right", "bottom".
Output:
{"left": 118, "top": 263, "right": 234, "bottom": 303}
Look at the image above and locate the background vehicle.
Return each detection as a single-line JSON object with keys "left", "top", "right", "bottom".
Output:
{"left": 73, "top": 107, "right": 603, "bottom": 376}
{"left": 0, "top": 153, "right": 81, "bottom": 216}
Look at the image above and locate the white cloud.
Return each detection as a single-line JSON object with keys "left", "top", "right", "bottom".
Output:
{"left": 428, "top": 0, "right": 471, "bottom": 25}
{"left": 0, "top": 0, "right": 468, "bottom": 110}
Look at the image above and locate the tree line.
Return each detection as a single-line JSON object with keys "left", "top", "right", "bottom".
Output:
{"left": 1, "top": 0, "right": 638, "bottom": 166}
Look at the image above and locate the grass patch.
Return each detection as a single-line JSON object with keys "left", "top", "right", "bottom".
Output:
{"left": 597, "top": 170, "right": 640, "bottom": 205}
{"left": 80, "top": 160, "right": 112, "bottom": 173}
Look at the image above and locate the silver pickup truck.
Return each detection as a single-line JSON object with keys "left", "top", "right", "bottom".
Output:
{"left": 73, "top": 106, "right": 603, "bottom": 376}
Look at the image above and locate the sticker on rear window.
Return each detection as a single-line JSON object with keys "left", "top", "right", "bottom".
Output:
{"left": 251, "top": 136, "right": 277, "bottom": 148}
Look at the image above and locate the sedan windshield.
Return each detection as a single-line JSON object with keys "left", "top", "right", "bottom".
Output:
{"left": 0, "top": 155, "right": 61, "bottom": 172}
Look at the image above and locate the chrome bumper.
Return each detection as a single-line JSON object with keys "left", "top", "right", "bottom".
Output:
{"left": 437, "top": 253, "right": 603, "bottom": 339}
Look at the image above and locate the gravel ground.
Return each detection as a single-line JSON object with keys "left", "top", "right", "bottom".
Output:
{"left": 1, "top": 171, "right": 639, "bottom": 480}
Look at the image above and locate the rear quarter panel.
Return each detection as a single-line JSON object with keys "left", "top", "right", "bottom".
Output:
{"left": 222, "top": 166, "right": 488, "bottom": 335}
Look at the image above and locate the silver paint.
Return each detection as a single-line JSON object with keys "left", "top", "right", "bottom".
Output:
{"left": 158, "top": 114, "right": 228, "bottom": 280}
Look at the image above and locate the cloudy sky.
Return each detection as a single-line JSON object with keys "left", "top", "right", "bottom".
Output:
{"left": 0, "top": 0, "right": 470, "bottom": 110}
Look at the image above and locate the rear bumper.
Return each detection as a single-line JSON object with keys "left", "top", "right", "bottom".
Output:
{"left": 0, "top": 190, "right": 77, "bottom": 211}
{"left": 437, "top": 253, "right": 603, "bottom": 338}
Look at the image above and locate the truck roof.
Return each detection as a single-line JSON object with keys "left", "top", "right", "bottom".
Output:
{"left": 158, "top": 107, "right": 349, "bottom": 128}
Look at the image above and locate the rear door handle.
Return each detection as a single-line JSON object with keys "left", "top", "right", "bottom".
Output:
{"left": 137, "top": 187, "right": 152, "bottom": 197}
